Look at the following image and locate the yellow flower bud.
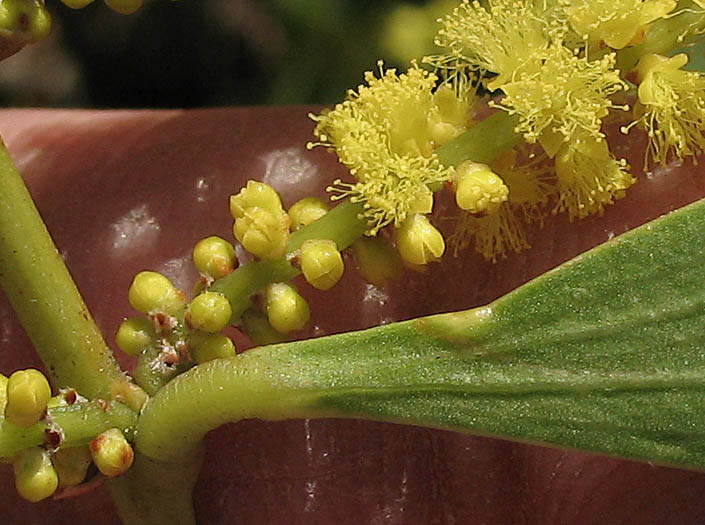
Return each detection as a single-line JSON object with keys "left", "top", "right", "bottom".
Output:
{"left": 193, "top": 236, "right": 237, "bottom": 279}
{"left": 115, "top": 317, "right": 155, "bottom": 356}
{"left": 299, "top": 239, "right": 344, "bottom": 291}
{"left": 266, "top": 283, "right": 310, "bottom": 334}
{"left": 351, "top": 237, "right": 403, "bottom": 287}
{"left": 60, "top": 0, "right": 95, "bottom": 9}
{"left": 395, "top": 214, "right": 445, "bottom": 266}
{"left": 90, "top": 428, "right": 134, "bottom": 478}
{"left": 190, "top": 333, "right": 236, "bottom": 364}
{"left": 128, "top": 271, "right": 185, "bottom": 315}
{"left": 52, "top": 446, "right": 92, "bottom": 488}
{"left": 454, "top": 161, "right": 509, "bottom": 216}
{"left": 13, "top": 448, "right": 58, "bottom": 502}
{"left": 186, "top": 292, "right": 232, "bottom": 333}
{"left": 230, "top": 180, "right": 284, "bottom": 218}
{"left": 288, "top": 197, "right": 329, "bottom": 230}
{"left": 0, "top": 0, "right": 51, "bottom": 41}
{"left": 104, "top": 0, "right": 144, "bottom": 15}
{"left": 5, "top": 369, "right": 51, "bottom": 428}
{"left": 232, "top": 207, "right": 290, "bottom": 260}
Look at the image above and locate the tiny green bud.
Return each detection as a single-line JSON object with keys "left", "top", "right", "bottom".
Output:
{"left": 103, "top": 0, "right": 144, "bottom": 15}
{"left": 266, "top": 283, "right": 310, "bottom": 334}
{"left": 190, "top": 333, "right": 236, "bottom": 364}
{"left": 128, "top": 271, "right": 185, "bottom": 315}
{"left": 115, "top": 317, "right": 156, "bottom": 356}
{"left": 193, "top": 236, "right": 237, "bottom": 279}
{"left": 5, "top": 369, "right": 51, "bottom": 428}
{"left": 230, "top": 180, "right": 284, "bottom": 218}
{"left": 454, "top": 161, "right": 508, "bottom": 216}
{"left": 299, "top": 239, "right": 344, "bottom": 291}
{"left": 288, "top": 197, "right": 329, "bottom": 230}
{"left": 351, "top": 237, "right": 403, "bottom": 287}
{"left": 14, "top": 448, "right": 58, "bottom": 502}
{"left": 395, "top": 214, "right": 445, "bottom": 266}
{"left": 90, "top": 428, "right": 134, "bottom": 478}
{"left": 232, "top": 207, "right": 290, "bottom": 260}
{"left": 52, "top": 446, "right": 92, "bottom": 488}
{"left": 186, "top": 291, "right": 232, "bottom": 333}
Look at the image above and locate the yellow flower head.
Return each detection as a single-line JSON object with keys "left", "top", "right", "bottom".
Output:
{"left": 430, "top": 0, "right": 550, "bottom": 91}
{"left": 495, "top": 44, "right": 627, "bottom": 157}
{"left": 630, "top": 53, "right": 705, "bottom": 166}
{"left": 310, "top": 63, "right": 474, "bottom": 234}
{"left": 563, "top": 0, "right": 676, "bottom": 49}
{"left": 450, "top": 149, "right": 554, "bottom": 260}
{"left": 554, "top": 134, "right": 635, "bottom": 220}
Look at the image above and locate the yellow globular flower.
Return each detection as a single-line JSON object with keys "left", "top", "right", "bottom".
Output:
{"left": 562, "top": 0, "right": 676, "bottom": 49}
{"left": 230, "top": 181, "right": 290, "bottom": 260}
{"left": 450, "top": 149, "right": 555, "bottom": 260}
{"left": 186, "top": 291, "right": 232, "bottom": 333}
{"left": 429, "top": 0, "right": 549, "bottom": 91}
{"left": 395, "top": 214, "right": 445, "bottom": 266}
{"left": 554, "top": 135, "right": 634, "bottom": 220}
{"left": 265, "top": 283, "right": 310, "bottom": 334}
{"left": 90, "top": 428, "right": 134, "bottom": 478}
{"left": 288, "top": 197, "right": 329, "bottom": 230}
{"left": 299, "top": 239, "right": 345, "bottom": 291}
{"left": 629, "top": 53, "right": 705, "bottom": 167}
{"left": 52, "top": 446, "right": 92, "bottom": 488}
{"left": 128, "top": 271, "right": 186, "bottom": 316}
{"left": 310, "top": 63, "right": 473, "bottom": 234}
{"left": 454, "top": 161, "right": 509, "bottom": 215}
{"left": 5, "top": 369, "right": 51, "bottom": 428}
{"left": 13, "top": 448, "right": 58, "bottom": 502}
{"left": 495, "top": 44, "right": 627, "bottom": 157}
{"left": 351, "top": 237, "right": 403, "bottom": 287}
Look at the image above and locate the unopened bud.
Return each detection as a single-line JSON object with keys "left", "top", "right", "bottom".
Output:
{"left": 351, "top": 237, "right": 402, "bottom": 287}
{"left": 13, "top": 447, "right": 58, "bottom": 502}
{"left": 395, "top": 214, "right": 445, "bottom": 266}
{"left": 5, "top": 369, "right": 51, "bottom": 427}
{"left": 454, "top": 161, "right": 508, "bottom": 215}
{"left": 128, "top": 271, "right": 185, "bottom": 315}
{"left": 115, "top": 317, "right": 156, "bottom": 356}
{"left": 230, "top": 180, "right": 284, "bottom": 218}
{"left": 193, "top": 236, "right": 237, "bottom": 279}
{"left": 103, "top": 0, "right": 144, "bottom": 15}
{"left": 266, "top": 283, "right": 310, "bottom": 334}
{"left": 288, "top": 197, "right": 329, "bottom": 230}
{"left": 0, "top": 0, "right": 51, "bottom": 41}
{"left": 90, "top": 428, "right": 134, "bottom": 478}
{"left": 233, "top": 207, "right": 290, "bottom": 260}
{"left": 59, "top": 0, "right": 95, "bottom": 8}
{"left": 52, "top": 446, "right": 92, "bottom": 488}
{"left": 299, "top": 239, "right": 344, "bottom": 291}
{"left": 186, "top": 291, "right": 232, "bottom": 333}
{"left": 190, "top": 333, "right": 236, "bottom": 364}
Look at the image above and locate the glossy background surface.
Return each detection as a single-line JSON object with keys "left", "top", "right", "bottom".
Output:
{"left": 1, "top": 107, "right": 705, "bottom": 523}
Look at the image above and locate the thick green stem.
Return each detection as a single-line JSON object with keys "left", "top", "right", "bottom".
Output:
{"left": 0, "top": 140, "right": 143, "bottom": 408}
{"left": 0, "top": 400, "right": 137, "bottom": 458}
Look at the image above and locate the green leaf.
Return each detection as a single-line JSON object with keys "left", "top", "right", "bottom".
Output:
{"left": 138, "top": 196, "right": 705, "bottom": 470}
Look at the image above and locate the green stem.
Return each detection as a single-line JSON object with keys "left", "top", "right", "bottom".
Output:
{"left": 0, "top": 400, "right": 137, "bottom": 458}
{"left": 0, "top": 140, "right": 144, "bottom": 409}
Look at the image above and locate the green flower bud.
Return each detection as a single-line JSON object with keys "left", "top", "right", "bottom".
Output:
{"left": 230, "top": 180, "right": 284, "bottom": 218}
{"left": 193, "top": 236, "right": 236, "bottom": 279}
{"left": 115, "top": 317, "right": 156, "bottom": 356}
{"left": 52, "top": 446, "right": 92, "bottom": 488}
{"left": 103, "top": 0, "right": 144, "bottom": 15}
{"left": 90, "top": 428, "right": 134, "bottom": 478}
{"left": 232, "top": 207, "right": 290, "bottom": 260}
{"left": 351, "top": 237, "right": 403, "bottom": 287}
{"left": 5, "top": 369, "right": 51, "bottom": 428}
{"left": 186, "top": 291, "right": 232, "bottom": 333}
{"left": 266, "top": 283, "right": 310, "bottom": 334}
{"left": 190, "top": 333, "right": 236, "bottom": 364}
{"left": 454, "top": 161, "right": 508, "bottom": 216}
{"left": 128, "top": 271, "right": 185, "bottom": 315}
{"left": 288, "top": 197, "right": 329, "bottom": 230}
{"left": 395, "top": 214, "right": 445, "bottom": 266}
{"left": 59, "top": 0, "right": 95, "bottom": 8}
{"left": 14, "top": 448, "right": 58, "bottom": 502}
{"left": 299, "top": 239, "right": 344, "bottom": 291}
